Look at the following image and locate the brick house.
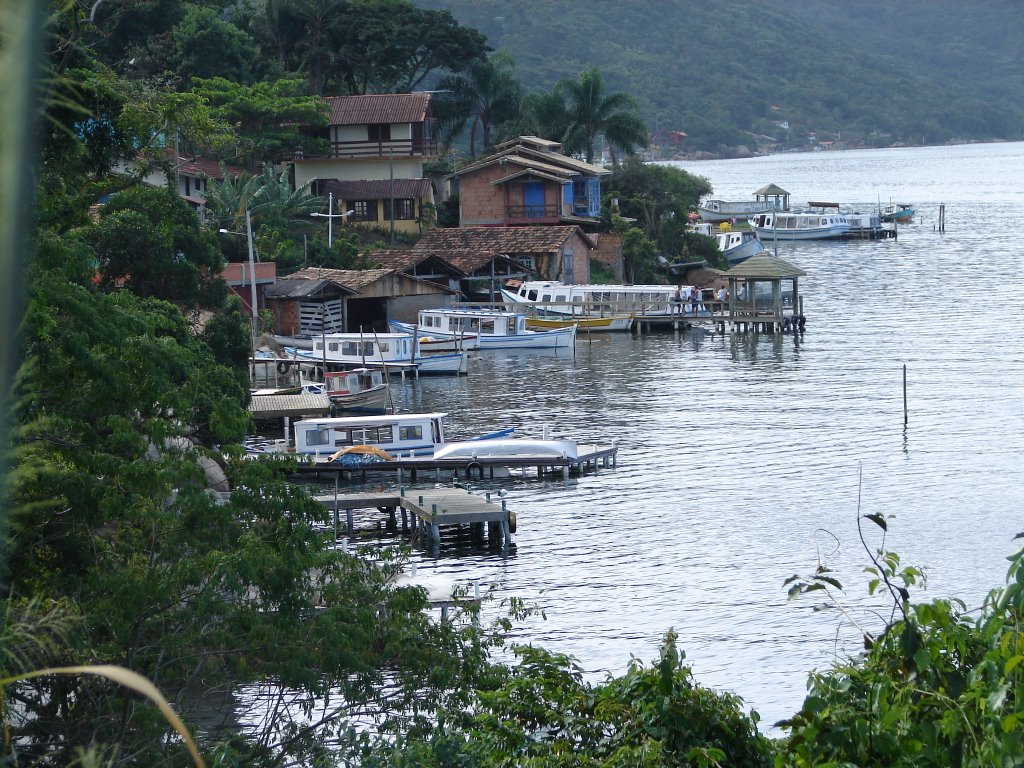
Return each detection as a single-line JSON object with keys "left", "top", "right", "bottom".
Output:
{"left": 293, "top": 93, "right": 439, "bottom": 236}
{"left": 449, "top": 136, "right": 610, "bottom": 227}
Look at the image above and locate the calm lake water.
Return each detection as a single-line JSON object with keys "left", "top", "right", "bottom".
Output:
{"left": 331, "top": 142, "right": 1024, "bottom": 728}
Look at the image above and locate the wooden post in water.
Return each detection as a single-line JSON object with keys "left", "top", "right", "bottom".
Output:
{"left": 903, "top": 364, "right": 908, "bottom": 426}
{"left": 938, "top": 204, "right": 946, "bottom": 233}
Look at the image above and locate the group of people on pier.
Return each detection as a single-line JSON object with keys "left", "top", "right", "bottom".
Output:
{"left": 672, "top": 284, "right": 729, "bottom": 315}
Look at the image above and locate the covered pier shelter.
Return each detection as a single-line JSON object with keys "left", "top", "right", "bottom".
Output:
{"left": 753, "top": 183, "right": 791, "bottom": 212}
{"left": 723, "top": 252, "right": 806, "bottom": 333}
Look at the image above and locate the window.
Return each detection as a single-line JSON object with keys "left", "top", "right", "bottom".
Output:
{"left": 351, "top": 200, "right": 377, "bottom": 221}
{"left": 368, "top": 124, "right": 391, "bottom": 142}
{"left": 308, "top": 429, "right": 331, "bottom": 446}
{"left": 384, "top": 198, "right": 415, "bottom": 220}
{"left": 328, "top": 342, "right": 339, "bottom": 352}
{"left": 399, "top": 425, "right": 422, "bottom": 440}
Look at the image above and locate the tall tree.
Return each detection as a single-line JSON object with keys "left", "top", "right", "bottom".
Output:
{"left": 557, "top": 68, "right": 648, "bottom": 163}
{"left": 202, "top": 161, "right": 323, "bottom": 233}
{"left": 436, "top": 52, "right": 522, "bottom": 157}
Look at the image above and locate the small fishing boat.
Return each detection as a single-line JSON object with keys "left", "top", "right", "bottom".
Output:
{"left": 881, "top": 202, "right": 914, "bottom": 223}
{"left": 698, "top": 198, "right": 777, "bottom": 223}
{"left": 390, "top": 308, "right": 576, "bottom": 350}
{"left": 302, "top": 368, "right": 390, "bottom": 415}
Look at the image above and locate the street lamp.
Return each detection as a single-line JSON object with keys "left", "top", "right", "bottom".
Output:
{"left": 310, "top": 191, "right": 354, "bottom": 247}
{"left": 219, "top": 209, "right": 259, "bottom": 368}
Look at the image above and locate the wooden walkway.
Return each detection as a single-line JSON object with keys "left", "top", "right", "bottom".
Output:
{"left": 312, "top": 486, "right": 514, "bottom": 549}
{"left": 296, "top": 443, "right": 617, "bottom": 482}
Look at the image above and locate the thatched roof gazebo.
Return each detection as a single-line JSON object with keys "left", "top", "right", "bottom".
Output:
{"left": 724, "top": 252, "right": 806, "bottom": 333}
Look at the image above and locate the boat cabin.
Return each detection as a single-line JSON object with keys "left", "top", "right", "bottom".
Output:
{"left": 418, "top": 308, "right": 528, "bottom": 338}
{"left": 323, "top": 368, "right": 385, "bottom": 396}
{"left": 293, "top": 412, "right": 447, "bottom": 456}
{"left": 311, "top": 332, "right": 416, "bottom": 363}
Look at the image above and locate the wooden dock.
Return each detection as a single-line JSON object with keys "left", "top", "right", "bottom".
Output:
{"left": 295, "top": 443, "right": 617, "bottom": 482}
{"left": 313, "top": 486, "right": 515, "bottom": 548}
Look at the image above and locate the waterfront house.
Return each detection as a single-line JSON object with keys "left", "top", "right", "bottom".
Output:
{"left": 448, "top": 136, "right": 609, "bottom": 227}
{"left": 292, "top": 93, "right": 439, "bottom": 237}
{"left": 412, "top": 225, "right": 596, "bottom": 285}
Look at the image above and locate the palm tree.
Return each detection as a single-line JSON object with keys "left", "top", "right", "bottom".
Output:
{"left": 436, "top": 53, "right": 522, "bottom": 157}
{"left": 556, "top": 68, "right": 648, "bottom": 164}
{"left": 202, "top": 163, "right": 323, "bottom": 232}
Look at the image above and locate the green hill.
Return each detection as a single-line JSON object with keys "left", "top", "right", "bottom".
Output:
{"left": 416, "top": 0, "right": 1024, "bottom": 153}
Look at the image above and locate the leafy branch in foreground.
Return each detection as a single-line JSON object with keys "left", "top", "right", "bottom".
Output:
{"left": 778, "top": 500, "right": 1024, "bottom": 766}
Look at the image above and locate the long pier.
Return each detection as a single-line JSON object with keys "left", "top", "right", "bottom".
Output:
{"left": 295, "top": 443, "right": 617, "bottom": 482}
{"left": 312, "top": 486, "right": 515, "bottom": 548}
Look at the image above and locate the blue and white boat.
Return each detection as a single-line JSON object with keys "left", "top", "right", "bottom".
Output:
{"left": 293, "top": 412, "right": 449, "bottom": 457}
{"left": 390, "top": 308, "right": 575, "bottom": 350}
{"left": 749, "top": 208, "right": 850, "bottom": 240}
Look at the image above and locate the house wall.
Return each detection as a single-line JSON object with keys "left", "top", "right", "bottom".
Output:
{"left": 294, "top": 157, "right": 424, "bottom": 187}
{"left": 458, "top": 164, "right": 509, "bottom": 226}
{"left": 268, "top": 298, "right": 301, "bottom": 335}
{"left": 590, "top": 232, "right": 624, "bottom": 281}
{"left": 564, "top": 230, "right": 593, "bottom": 284}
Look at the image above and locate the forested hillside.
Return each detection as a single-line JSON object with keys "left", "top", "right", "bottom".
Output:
{"left": 416, "top": 0, "right": 1024, "bottom": 153}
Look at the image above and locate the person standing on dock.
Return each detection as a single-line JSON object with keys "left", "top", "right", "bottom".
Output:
{"left": 672, "top": 284, "right": 684, "bottom": 314}
{"left": 716, "top": 286, "right": 728, "bottom": 308}
{"left": 689, "top": 286, "right": 700, "bottom": 315}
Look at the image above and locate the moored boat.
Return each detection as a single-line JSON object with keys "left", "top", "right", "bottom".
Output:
{"left": 749, "top": 204, "right": 850, "bottom": 241}
{"left": 524, "top": 314, "right": 633, "bottom": 332}
{"left": 391, "top": 308, "right": 576, "bottom": 350}
{"left": 293, "top": 412, "right": 449, "bottom": 457}
{"left": 289, "top": 332, "right": 468, "bottom": 375}
{"left": 698, "top": 198, "right": 777, "bottom": 223}
{"left": 881, "top": 202, "right": 914, "bottom": 223}
{"left": 501, "top": 280, "right": 689, "bottom": 320}
{"left": 301, "top": 368, "right": 391, "bottom": 415}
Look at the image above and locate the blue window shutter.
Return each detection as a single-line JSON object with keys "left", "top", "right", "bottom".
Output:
{"left": 589, "top": 178, "right": 601, "bottom": 216}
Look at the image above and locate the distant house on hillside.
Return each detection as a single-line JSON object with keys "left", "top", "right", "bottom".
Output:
{"left": 117, "top": 147, "right": 243, "bottom": 212}
{"left": 448, "top": 136, "right": 609, "bottom": 228}
{"left": 292, "top": 93, "right": 439, "bottom": 237}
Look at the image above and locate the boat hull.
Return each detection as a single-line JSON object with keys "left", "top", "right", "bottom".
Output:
{"left": 391, "top": 318, "right": 575, "bottom": 350}
{"left": 328, "top": 384, "right": 390, "bottom": 415}
{"left": 525, "top": 315, "right": 633, "bottom": 332}
{"left": 751, "top": 224, "right": 849, "bottom": 240}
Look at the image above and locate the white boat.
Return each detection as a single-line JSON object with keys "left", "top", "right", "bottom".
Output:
{"left": 293, "top": 412, "right": 448, "bottom": 457}
{"left": 691, "top": 223, "right": 766, "bottom": 265}
{"left": 301, "top": 368, "right": 390, "bottom": 415}
{"left": 432, "top": 438, "right": 578, "bottom": 462}
{"left": 289, "top": 332, "right": 468, "bottom": 375}
{"left": 749, "top": 207, "right": 850, "bottom": 240}
{"left": 698, "top": 198, "right": 777, "bottom": 223}
{"left": 390, "top": 308, "right": 576, "bottom": 350}
{"left": 501, "top": 280, "right": 688, "bottom": 319}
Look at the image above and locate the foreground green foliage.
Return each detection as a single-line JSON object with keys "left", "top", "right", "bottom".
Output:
{"left": 363, "top": 633, "right": 775, "bottom": 767}
{"left": 777, "top": 513, "right": 1024, "bottom": 767}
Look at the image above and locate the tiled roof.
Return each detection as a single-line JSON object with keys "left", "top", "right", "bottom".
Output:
{"left": 163, "top": 147, "right": 242, "bottom": 179}
{"left": 413, "top": 225, "right": 595, "bottom": 254}
{"left": 320, "top": 178, "right": 433, "bottom": 199}
{"left": 417, "top": 250, "right": 530, "bottom": 273}
{"left": 363, "top": 249, "right": 432, "bottom": 271}
{"left": 451, "top": 140, "right": 610, "bottom": 180}
{"left": 287, "top": 267, "right": 398, "bottom": 291}
{"left": 324, "top": 93, "right": 431, "bottom": 126}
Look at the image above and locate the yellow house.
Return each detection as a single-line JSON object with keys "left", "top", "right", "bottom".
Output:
{"left": 293, "top": 93, "right": 439, "bottom": 237}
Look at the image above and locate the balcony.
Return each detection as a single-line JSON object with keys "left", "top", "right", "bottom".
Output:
{"left": 506, "top": 203, "right": 561, "bottom": 221}
{"left": 327, "top": 138, "right": 438, "bottom": 159}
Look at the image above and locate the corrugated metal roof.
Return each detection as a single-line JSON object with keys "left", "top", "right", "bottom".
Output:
{"left": 264, "top": 278, "right": 354, "bottom": 299}
{"left": 325, "top": 93, "right": 431, "bottom": 126}
{"left": 249, "top": 392, "right": 331, "bottom": 419}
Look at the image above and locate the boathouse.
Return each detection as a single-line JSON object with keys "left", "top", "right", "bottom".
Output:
{"left": 724, "top": 253, "right": 806, "bottom": 333}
